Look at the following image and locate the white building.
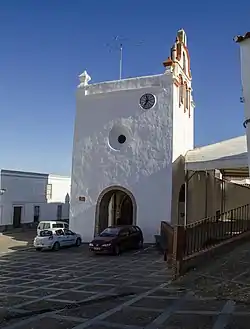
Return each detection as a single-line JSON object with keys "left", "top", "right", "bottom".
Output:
{"left": 0, "top": 169, "right": 70, "bottom": 231}
{"left": 70, "top": 29, "right": 195, "bottom": 243}
{"left": 235, "top": 32, "right": 250, "bottom": 175}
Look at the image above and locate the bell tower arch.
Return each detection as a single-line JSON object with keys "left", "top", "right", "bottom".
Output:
{"left": 163, "top": 29, "right": 195, "bottom": 161}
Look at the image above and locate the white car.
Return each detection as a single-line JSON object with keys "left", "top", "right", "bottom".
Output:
{"left": 34, "top": 228, "right": 82, "bottom": 251}
{"left": 37, "top": 221, "right": 69, "bottom": 236}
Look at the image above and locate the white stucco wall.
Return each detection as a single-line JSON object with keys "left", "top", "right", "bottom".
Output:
{"left": 0, "top": 170, "right": 70, "bottom": 227}
{"left": 0, "top": 170, "right": 47, "bottom": 226}
{"left": 238, "top": 38, "right": 250, "bottom": 175}
{"left": 172, "top": 78, "right": 194, "bottom": 162}
{"left": 48, "top": 175, "right": 71, "bottom": 203}
{"left": 70, "top": 73, "right": 173, "bottom": 243}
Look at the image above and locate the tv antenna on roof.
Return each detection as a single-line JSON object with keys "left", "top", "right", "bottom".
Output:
{"left": 106, "top": 36, "right": 144, "bottom": 80}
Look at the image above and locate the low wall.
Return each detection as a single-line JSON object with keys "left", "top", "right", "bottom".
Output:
{"left": 171, "top": 204, "right": 250, "bottom": 279}
{"left": 181, "top": 230, "right": 250, "bottom": 276}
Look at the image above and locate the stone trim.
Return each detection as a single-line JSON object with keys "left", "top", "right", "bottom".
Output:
{"left": 94, "top": 185, "right": 137, "bottom": 236}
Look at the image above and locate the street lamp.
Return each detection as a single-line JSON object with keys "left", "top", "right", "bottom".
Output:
{"left": 0, "top": 189, "right": 5, "bottom": 226}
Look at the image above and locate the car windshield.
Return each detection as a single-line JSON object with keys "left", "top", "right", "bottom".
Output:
{"left": 100, "top": 227, "right": 120, "bottom": 237}
{"left": 39, "top": 230, "right": 53, "bottom": 237}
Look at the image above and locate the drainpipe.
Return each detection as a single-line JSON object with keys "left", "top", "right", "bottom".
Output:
{"left": 221, "top": 171, "right": 225, "bottom": 214}
{"left": 205, "top": 171, "right": 208, "bottom": 218}
{"left": 184, "top": 170, "right": 198, "bottom": 226}
{"left": 184, "top": 171, "right": 188, "bottom": 226}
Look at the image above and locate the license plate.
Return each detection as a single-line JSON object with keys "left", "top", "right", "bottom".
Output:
{"left": 94, "top": 247, "right": 101, "bottom": 251}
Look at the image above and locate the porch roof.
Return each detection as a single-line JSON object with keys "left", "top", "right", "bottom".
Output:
{"left": 185, "top": 135, "right": 249, "bottom": 175}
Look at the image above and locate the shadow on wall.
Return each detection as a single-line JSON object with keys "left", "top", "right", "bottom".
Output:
{"left": 1, "top": 173, "right": 71, "bottom": 232}
{"left": 187, "top": 170, "right": 250, "bottom": 224}
{"left": 0, "top": 191, "right": 70, "bottom": 234}
{"left": 72, "top": 162, "right": 173, "bottom": 243}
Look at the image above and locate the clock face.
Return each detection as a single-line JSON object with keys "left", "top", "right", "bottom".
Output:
{"left": 139, "top": 93, "right": 156, "bottom": 110}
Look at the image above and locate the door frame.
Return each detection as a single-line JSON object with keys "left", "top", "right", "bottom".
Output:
{"left": 12, "top": 204, "right": 24, "bottom": 228}
{"left": 95, "top": 185, "right": 137, "bottom": 236}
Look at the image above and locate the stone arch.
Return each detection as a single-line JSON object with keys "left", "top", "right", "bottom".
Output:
{"left": 94, "top": 185, "right": 137, "bottom": 236}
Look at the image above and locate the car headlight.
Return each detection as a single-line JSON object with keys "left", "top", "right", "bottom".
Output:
{"left": 89, "top": 243, "right": 93, "bottom": 247}
{"left": 102, "top": 243, "right": 111, "bottom": 247}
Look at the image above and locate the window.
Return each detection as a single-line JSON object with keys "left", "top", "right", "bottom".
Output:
{"left": 34, "top": 206, "right": 40, "bottom": 223}
{"left": 64, "top": 229, "right": 75, "bottom": 235}
{"left": 43, "top": 223, "right": 50, "bottom": 230}
{"left": 57, "top": 205, "right": 62, "bottom": 220}
{"left": 129, "top": 227, "right": 137, "bottom": 234}
{"left": 183, "top": 52, "right": 186, "bottom": 73}
{"left": 119, "top": 229, "right": 130, "bottom": 237}
{"left": 185, "top": 88, "right": 189, "bottom": 110}
{"left": 179, "top": 74, "right": 184, "bottom": 106}
{"left": 180, "top": 84, "right": 184, "bottom": 105}
{"left": 46, "top": 184, "right": 52, "bottom": 200}
{"left": 39, "top": 230, "right": 52, "bottom": 237}
{"left": 52, "top": 223, "right": 63, "bottom": 229}
{"left": 55, "top": 229, "right": 64, "bottom": 236}
{"left": 100, "top": 227, "right": 119, "bottom": 237}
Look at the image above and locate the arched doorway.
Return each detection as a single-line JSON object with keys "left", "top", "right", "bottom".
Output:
{"left": 178, "top": 184, "right": 185, "bottom": 225}
{"left": 95, "top": 186, "right": 136, "bottom": 236}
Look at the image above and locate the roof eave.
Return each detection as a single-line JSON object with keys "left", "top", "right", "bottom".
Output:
{"left": 234, "top": 32, "right": 250, "bottom": 43}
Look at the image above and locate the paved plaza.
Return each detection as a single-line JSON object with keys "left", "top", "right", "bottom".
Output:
{"left": 0, "top": 240, "right": 250, "bottom": 328}
{"left": 0, "top": 230, "right": 34, "bottom": 255}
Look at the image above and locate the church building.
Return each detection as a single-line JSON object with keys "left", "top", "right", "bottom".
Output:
{"left": 235, "top": 32, "right": 250, "bottom": 174}
{"left": 70, "top": 29, "right": 195, "bottom": 243}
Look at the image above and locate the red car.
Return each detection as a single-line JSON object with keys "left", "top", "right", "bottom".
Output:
{"left": 89, "top": 225, "right": 144, "bottom": 255}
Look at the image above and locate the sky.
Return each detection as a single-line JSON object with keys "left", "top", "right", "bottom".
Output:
{"left": 0, "top": 0, "right": 249, "bottom": 176}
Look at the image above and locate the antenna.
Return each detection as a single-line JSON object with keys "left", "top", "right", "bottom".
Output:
{"left": 106, "top": 36, "right": 144, "bottom": 80}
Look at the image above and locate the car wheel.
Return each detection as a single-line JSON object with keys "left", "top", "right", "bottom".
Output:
{"left": 114, "top": 245, "right": 120, "bottom": 256}
{"left": 53, "top": 242, "right": 60, "bottom": 251}
{"left": 75, "top": 238, "right": 81, "bottom": 247}
{"left": 137, "top": 240, "right": 143, "bottom": 249}
{"left": 35, "top": 248, "right": 42, "bottom": 251}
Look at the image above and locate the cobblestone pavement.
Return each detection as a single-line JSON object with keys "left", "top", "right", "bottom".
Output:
{"left": 172, "top": 240, "right": 250, "bottom": 329}
{"left": 0, "top": 242, "right": 250, "bottom": 329}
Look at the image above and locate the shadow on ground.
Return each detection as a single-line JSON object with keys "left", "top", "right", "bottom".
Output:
{"left": 0, "top": 230, "right": 36, "bottom": 253}
{"left": 0, "top": 245, "right": 172, "bottom": 329}
{"left": 173, "top": 239, "right": 250, "bottom": 303}
{"left": 1, "top": 238, "right": 250, "bottom": 328}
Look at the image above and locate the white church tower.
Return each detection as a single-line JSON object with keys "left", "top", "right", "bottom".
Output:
{"left": 164, "top": 29, "right": 195, "bottom": 161}
{"left": 70, "top": 29, "right": 194, "bottom": 243}
{"left": 235, "top": 32, "right": 250, "bottom": 174}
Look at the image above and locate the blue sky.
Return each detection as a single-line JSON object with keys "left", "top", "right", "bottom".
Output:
{"left": 0, "top": 0, "right": 249, "bottom": 175}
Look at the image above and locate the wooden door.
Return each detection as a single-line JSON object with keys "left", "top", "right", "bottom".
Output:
{"left": 13, "top": 206, "right": 22, "bottom": 228}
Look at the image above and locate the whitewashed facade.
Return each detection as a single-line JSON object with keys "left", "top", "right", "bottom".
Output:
{"left": 0, "top": 170, "right": 70, "bottom": 231}
{"left": 235, "top": 32, "right": 250, "bottom": 175}
{"left": 70, "top": 29, "right": 195, "bottom": 243}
